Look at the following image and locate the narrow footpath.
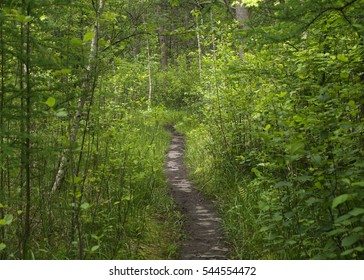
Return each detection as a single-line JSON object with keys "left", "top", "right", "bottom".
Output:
{"left": 165, "top": 131, "right": 229, "bottom": 260}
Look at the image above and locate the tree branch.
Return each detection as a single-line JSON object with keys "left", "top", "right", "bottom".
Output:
{"left": 101, "top": 31, "right": 152, "bottom": 52}
{"left": 301, "top": 0, "right": 360, "bottom": 33}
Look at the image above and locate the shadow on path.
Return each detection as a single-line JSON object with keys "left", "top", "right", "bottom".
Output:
{"left": 165, "top": 132, "right": 229, "bottom": 260}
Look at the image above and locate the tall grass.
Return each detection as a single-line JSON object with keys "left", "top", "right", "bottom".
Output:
{"left": 183, "top": 123, "right": 265, "bottom": 259}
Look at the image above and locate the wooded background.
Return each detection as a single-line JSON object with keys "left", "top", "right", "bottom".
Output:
{"left": 0, "top": 0, "right": 363, "bottom": 259}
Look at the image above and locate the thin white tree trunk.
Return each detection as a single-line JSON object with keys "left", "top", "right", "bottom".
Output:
{"left": 146, "top": 34, "right": 152, "bottom": 111}
{"left": 196, "top": 14, "right": 202, "bottom": 80}
{"left": 52, "top": 0, "right": 105, "bottom": 193}
{"left": 235, "top": 0, "right": 249, "bottom": 58}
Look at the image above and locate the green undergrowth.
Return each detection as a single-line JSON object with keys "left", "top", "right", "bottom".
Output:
{"left": 184, "top": 124, "right": 265, "bottom": 260}
{"left": 106, "top": 108, "right": 185, "bottom": 259}
{"left": 83, "top": 108, "right": 185, "bottom": 260}
{"left": 0, "top": 107, "right": 183, "bottom": 259}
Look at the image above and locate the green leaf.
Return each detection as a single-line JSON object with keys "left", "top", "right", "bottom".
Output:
{"left": 251, "top": 167, "right": 261, "bottom": 177}
{"left": 91, "top": 245, "right": 99, "bottom": 252}
{"left": 335, "top": 214, "right": 352, "bottom": 224}
{"left": 341, "top": 248, "right": 354, "bottom": 256}
{"left": 56, "top": 109, "right": 68, "bottom": 117}
{"left": 275, "top": 181, "right": 292, "bottom": 187}
{"left": 340, "top": 71, "right": 349, "bottom": 79}
{"left": 70, "top": 38, "right": 83, "bottom": 46}
{"left": 81, "top": 202, "right": 90, "bottom": 210}
{"left": 0, "top": 214, "right": 13, "bottom": 226}
{"left": 306, "top": 197, "right": 321, "bottom": 206}
{"left": 264, "top": 124, "right": 271, "bottom": 131}
{"left": 349, "top": 208, "right": 364, "bottom": 217}
{"left": 4, "top": 214, "right": 13, "bottom": 225}
{"left": 0, "top": 243, "right": 6, "bottom": 251}
{"left": 54, "top": 68, "right": 72, "bottom": 76}
{"left": 71, "top": 177, "right": 82, "bottom": 184}
{"left": 61, "top": 68, "right": 72, "bottom": 74}
{"left": 277, "top": 91, "right": 287, "bottom": 98}
{"left": 121, "top": 195, "right": 133, "bottom": 201}
{"left": 337, "top": 54, "right": 349, "bottom": 62}
{"left": 16, "top": 15, "right": 33, "bottom": 23}
{"left": 45, "top": 97, "right": 56, "bottom": 108}
{"left": 259, "top": 226, "right": 270, "bottom": 232}
{"left": 332, "top": 194, "right": 351, "bottom": 208}
{"left": 348, "top": 100, "right": 356, "bottom": 108}
{"left": 169, "top": 0, "right": 180, "bottom": 6}
{"left": 83, "top": 32, "right": 94, "bottom": 43}
{"left": 326, "top": 228, "right": 346, "bottom": 237}
{"left": 341, "top": 234, "right": 360, "bottom": 247}
{"left": 287, "top": 141, "right": 305, "bottom": 155}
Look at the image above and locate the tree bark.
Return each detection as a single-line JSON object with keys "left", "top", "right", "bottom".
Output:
{"left": 159, "top": 26, "right": 168, "bottom": 70}
{"left": 196, "top": 13, "right": 202, "bottom": 80}
{"left": 146, "top": 33, "right": 152, "bottom": 111}
{"left": 235, "top": 0, "right": 249, "bottom": 58}
{"left": 21, "top": 0, "right": 32, "bottom": 259}
{"left": 51, "top": 0, "right": 105, "bottom": 193}
{"left": 157, "top": 4, "right": 168, "bottom": 70}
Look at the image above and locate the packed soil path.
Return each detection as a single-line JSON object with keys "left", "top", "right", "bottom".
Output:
{"left": 165, "top": 132, "right": 229, "bottom": 260}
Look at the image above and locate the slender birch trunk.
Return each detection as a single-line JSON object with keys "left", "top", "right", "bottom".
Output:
{"left": 52, "top": 0, "right": 105, "bottom": 193}
{"left": 235, "top": 1, "right": 249, "bottom": 59}
{"left": 146, "top": 34, "right": 152, "bottom": 111}
{"left": 196, "top": 15, "right": 202, "bottom": 80}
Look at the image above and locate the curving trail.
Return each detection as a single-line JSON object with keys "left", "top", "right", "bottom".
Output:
{"left": 165, "top": 132, "right": 229, "bottom": 260}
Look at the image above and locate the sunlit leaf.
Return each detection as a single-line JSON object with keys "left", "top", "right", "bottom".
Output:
{"left": 70, "top": 37, "right": 83, "bottom": 46}
{"left": 0, "top": 214, "right": 13, "bottom": 226}
{"left": 0, "top": 243, "right": 6, "bottom": 251}
{"left": 83, "top": 32, "right": 94, "bottom": 43}
{"left": 72, "top": 177, "right": 82, "bottom": 184}
{"left": 337, "top": 54, "right": 349, "bottom": 62}
{"left": 45, "top": 97, "right": 56, "bottom": 108}
{"left": 91, "top": 245, "right": 99, "bottom": 252}
{"left": 56, "top": 109, "right": 68, "bottom": 117}
{"left": 81, "top": 202, "right": 90, "bottom": 210}
{"left": 332, "top": 194, "right": 351, "bottom": 208}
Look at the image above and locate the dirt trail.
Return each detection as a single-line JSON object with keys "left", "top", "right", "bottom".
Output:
{"left": 165, "top": 132, "right": 229, "bottom": 260}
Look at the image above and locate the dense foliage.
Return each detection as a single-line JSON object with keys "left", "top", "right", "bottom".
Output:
{"left": 0, "top": 0, "right": 183, "bottom": 259}
{"left": 185, "top": 0, "right": 364, "bottom": 259}
{"left": 1, "top": 0, "right": 363, "bottom": 260}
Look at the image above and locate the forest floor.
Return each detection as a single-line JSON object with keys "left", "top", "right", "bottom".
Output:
{"left": 165, "top": 129, "right": 229, "bottom": 260}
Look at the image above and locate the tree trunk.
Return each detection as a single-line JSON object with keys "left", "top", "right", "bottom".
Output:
{"left": 146, "top": 33, "right": 152, "bottom": 111}
{"left": 159, "top": 26, "right": 168, "bottom": 70}
{"left": 157, "top": 4, "right": 168, "bottom": 70}
{"left": 21, "top": 0, "right": 32, "bottom": 259}
{"left": 196, "top": 13, "right": 202, "bottom": 80}
{"left": 235, "top": 0, "right": 249, "bottom": 58}
{"left": 51, "top": 0, "right": 105, "bottom": 193}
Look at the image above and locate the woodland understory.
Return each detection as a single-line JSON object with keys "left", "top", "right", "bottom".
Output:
{"left": 0, "top": 0, "right": 363, "bottom": 260}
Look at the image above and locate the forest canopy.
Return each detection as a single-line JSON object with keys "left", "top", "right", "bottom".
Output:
{"left": 0, "top": 0, "right": 363, "bottom": 260}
